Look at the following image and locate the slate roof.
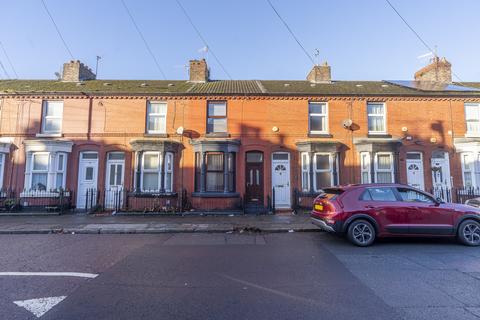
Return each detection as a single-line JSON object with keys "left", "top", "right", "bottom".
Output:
{"left": 0, "top": 79, "right": 479, "bottom": 97}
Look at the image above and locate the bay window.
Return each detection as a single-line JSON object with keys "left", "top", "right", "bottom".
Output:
{"left": 367, "top": 102, "right": 386, "bottom": 134}
{"left": 41, "top": 101, "right": 63, "bottom": 134}
{"left": 0, "top": 153, "right": 4, "bottom": 189}
{"left": 300, "top": 152, "right": 337, "bottom": 192}
{"left": 140, "top": 152, "right": 174, "bottom": 192}
{"left": 360, "top": 152, "right": 371, "bottom": 183}
{"left": 28, "top": 152, "right": 67, "bottom": 191}
{"left": 375, "top": 153, "right": 394, "bottom": 183}
{"left": 301, "top": 153, "right": 310, "bottom": 191}
{"left": 194, "top": 152, "right": 236, "bottom": 193}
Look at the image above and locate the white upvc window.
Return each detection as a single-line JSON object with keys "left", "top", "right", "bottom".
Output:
{"left": 374, "top": 152, "right": 394, "bottom": 183}
{"left": 309, "top": 102, "right": 328, "bottom": 134}
{"left": 140, "top": 151, "right": 174, "bottom": 192}
{"left": 300, "top": 152, "right": 310, "bottom": 192}
{"left": 207, "top": 101, "right": 227, "bottom": 133}
{"left": 41, "top": 100, "right": 63, "bottom": 134}
{"left": 462, "top": 153, "right": 475, "bottom": 187}
{"left": 313, "top": 153, "right": 334, "bottom": 191}
{"left": 146, "top": 101, "right": 167, "bottom": 134}
{"left": 29, "top": 152, "right": 67, "bottom": 191}
{"left": 465, "top": 103, "right": 480, "bottom": 136}
{"left": 367, "top": 102, "right": 386, "bottom": 134}
{"left": 360, "top": 152, "right": 371, "bottom": 184}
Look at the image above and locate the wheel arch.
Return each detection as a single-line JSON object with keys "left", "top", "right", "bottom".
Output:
{"left": 455, "top": 214, "right": 480, "bottom": 234}
{"left": 342, "top": 214, "right": 379, "bottom": 234}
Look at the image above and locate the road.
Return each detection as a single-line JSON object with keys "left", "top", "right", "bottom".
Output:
{"left": 1, "top": 232, "right": 480, "bottom": 320}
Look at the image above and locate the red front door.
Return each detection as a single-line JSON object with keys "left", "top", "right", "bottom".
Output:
{"left": 245, "top": 152, "right": 264, "bottom": 204}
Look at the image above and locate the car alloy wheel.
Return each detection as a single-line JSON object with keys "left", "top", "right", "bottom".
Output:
{"left": 347, "top": 219, "right": 376, "bottom": 247}
{"left": 463, "top": 222, "right": 480, "bottom": 245}
{"left": 352, "top": 223, "right": 373, "bottom": 244}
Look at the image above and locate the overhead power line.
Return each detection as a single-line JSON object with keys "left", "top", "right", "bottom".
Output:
{"left": 266, "top": 0, "right": 315, "bottom": 65}
{"left": 40, "top": 0, "right": 74, "bottom": 60}
{"left": 0, "top": 41, "right": 18, "bottom": 78}
{"left": 175, "top": 0, "right": 232, "bottom": 80}
{"left": 384, "top": 0, "right": 464, "bottom": 83}
{"left": 0, "top": 58, "right": 10, "bottom": 79}
{"left": 120, "top": 0, "right": 167, "bottom": 80}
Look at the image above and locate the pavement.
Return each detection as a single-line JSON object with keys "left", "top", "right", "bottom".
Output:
{"left": 0, "top": 212, "right": 318, "bottom": 234}
{"left": 1, "top": 233, "right": 480, "bottom": 319}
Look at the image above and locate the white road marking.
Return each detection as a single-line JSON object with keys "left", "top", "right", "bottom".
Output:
{"left": 14, "top": 296, "right": 66, "bottom": 318}
{"left": 0, "top": 272, "right": 98, "bottom": 278}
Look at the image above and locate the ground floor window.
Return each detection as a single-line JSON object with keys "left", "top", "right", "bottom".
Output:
{"left": 360, "top": 152, "right": 371, "bottom": 183}
{"left": 0, "top": 153, "right": 5, "bottom": 189}
{"left": 27, "top": 152, "right": 67, "bottom": 191}
{"left": 195, "top": 152, "right": 236, "bottom": 193}
{"left": 300, "top": 152, "right": 336, "bottom": 192}
{"left": 460, "top": 152, "right": 480, "bottom": 188}
{"left": 140, "top": 151, "right": 174, "bottom": 192}
{"left": 375, "top": 153, "right": 394, "bottom": 183}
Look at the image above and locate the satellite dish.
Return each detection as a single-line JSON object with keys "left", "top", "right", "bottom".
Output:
{"left": 176, "top": 126, "right": 184, "bottom": 135}
{"left": 342, "top": 119, "right": 353, "bottom": 129}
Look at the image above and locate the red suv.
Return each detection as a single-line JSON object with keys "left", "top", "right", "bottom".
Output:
{"left": 311, "top": 184, "right": 480, "bottom": 246}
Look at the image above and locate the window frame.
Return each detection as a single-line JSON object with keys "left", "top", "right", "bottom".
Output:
{"left": 146, "top": 101, "right": 167, "bottom": 134}
{"left": 205, "top": 152, "right": 225, "bottom": 192}
{"left": 374, "top": 152, "right": 394, "bottom": 183}
{"left": 140, "top": 151, "right": 174, "bottom": 192}
{"left": 465, "top": 103, "right": 480, "bottom": 137}
{"left": 206, "top": 101, "right": 227, "bottom": 134}
{"left": 164, "top": 152, "right": 174, "bottom": 192}
{"left": 367, "top": 102, "right": 387, "bottom": 135}
{"left": 41, "top": 100, "right": 63, "bottom": 134}
{"left": 461, "top": 152, "right": 475, "bottom": 187}
{"left": 360, "top": 152, "right": 371, "bottom": 184}
{"left": 313, "top": 152, "right": 334, "bottom": 192}
{"left": 308, "top": 101, "right": 329, "bottom": 134}
{"left": 28, "top": 152, "right": 67, "bottom": 191}
{"left": 300, "top": 152, "right": 310, "bottom": 192}
{"left": 360, "top": 187, "right": 399, "bottom": 202}
{"left": 0, "top": 153, "right": 5, "bottom": 190}
{"left": 396, "top": 187, "right": 435, "bottom": 204}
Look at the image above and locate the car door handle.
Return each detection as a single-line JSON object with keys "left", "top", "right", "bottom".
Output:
{"left": 365, "top": 205, "right": 375, "bottom": 209}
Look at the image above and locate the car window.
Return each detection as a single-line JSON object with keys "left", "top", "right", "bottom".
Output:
{"left": 359, "top": 190, "right": 372, "bottom": 201}
{"left": 397, "top": 188, "right": 434, "bottom": 203}
{"left": 319, "top": 188, "right": 344, "bottom": 200}
{"left": 363, "top": 187, "right": 397, "bottom": 202}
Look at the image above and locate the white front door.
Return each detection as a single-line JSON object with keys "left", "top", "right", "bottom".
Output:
{"left": 272, "top": 153, "right": 291, "bottom": 208}
{"left": 406, "top": 152, "right": 425, "bottom": 190}
{"left": 105, "top": 153, "right": 125, "bottom": 209}
{"left": 76, "top": 152, "right": 99, "bottom": 209}
{"left": 431, "top": 151, "right": 451, "bottom": 188}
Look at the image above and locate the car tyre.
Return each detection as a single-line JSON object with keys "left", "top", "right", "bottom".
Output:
{"left": 458, "top": 219, "right": 480, "bottom": 246}
{"left": 347, "top": 219, "right": 376, "bottom": 247}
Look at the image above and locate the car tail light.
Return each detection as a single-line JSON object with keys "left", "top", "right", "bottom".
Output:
{"left": 313, "top": 199, "right": 335, "bottom": 214}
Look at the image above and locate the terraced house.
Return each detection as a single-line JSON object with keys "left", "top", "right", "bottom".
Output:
{"left": 0, "top": 57, "right": 479, "bottom": 213}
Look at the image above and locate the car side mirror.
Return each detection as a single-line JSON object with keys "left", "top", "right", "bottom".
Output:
{"left": 435, "top": 197, "right": 443, "bottom": 205}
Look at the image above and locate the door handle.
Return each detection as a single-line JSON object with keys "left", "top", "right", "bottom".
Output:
{"left": 365, "top": 205, "right": 375, "bottom": 209}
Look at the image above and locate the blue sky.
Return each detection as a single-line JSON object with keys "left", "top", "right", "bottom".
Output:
{"left": 1, "top": 0, "right": 479, "bottom": 81}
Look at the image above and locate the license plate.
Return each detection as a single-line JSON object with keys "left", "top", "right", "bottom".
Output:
{"left": 314, "top": 204, "right": 323, "bottom": 211}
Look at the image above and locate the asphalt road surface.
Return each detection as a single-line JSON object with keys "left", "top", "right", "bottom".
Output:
{"left": 1, "top": 232, "right": 480, "bottom": 320}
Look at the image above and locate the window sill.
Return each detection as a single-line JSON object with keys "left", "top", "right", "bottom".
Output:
{"left": 464, "top": 133, "right": 480, "bottom": 138}
{"left": 128, "top": 191, "right": 177, "bottom": 198}
{"left": 36, "top": 133, "right": 63, "bottom": 138}
{"left": 144, "top": 133, "right": 168, "bottom": 138}
{"left": 367, "top": 133, "right": 392, "bottom": 138}
{"left": 205, "top": 133, "right": 230, "bottom": 138}
{"left": 308, "top": 133, "right": 333, "bottom": 138}
{"left": 191, "top": 192, "right": 239, "bottom": 198}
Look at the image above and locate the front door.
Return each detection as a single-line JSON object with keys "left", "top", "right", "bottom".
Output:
{"left": 431, "top": 151, "right": 451, "bottom": 188}
{"left": 245, "top": 152, "right": 264, "bottom": 205}
{"left": 105, "top": 152, "right": 125, "bottom": 209}
{"left": 272, "top": 152, "right": 291, "bottom": 208}
{"left": 406, "top": 152, "right": 425, "bottom": 190}
{"left": 76, "top": 152, "right": 99, "bottom": 209}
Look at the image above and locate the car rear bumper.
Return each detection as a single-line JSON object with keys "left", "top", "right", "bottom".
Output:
{"left": 311, "top": 217, "right": 336, "bottom": 232}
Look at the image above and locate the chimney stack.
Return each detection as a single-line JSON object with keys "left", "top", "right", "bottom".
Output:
{"left": 62, "top": 60, "right": 96, "bottom": 82}
{"left": 414, "top": 56, "right": 452, "bottom": 83}
{"left": 189, "top": 59, "right": 209, "bottom": 83}
{"left": 307, "top": 62, "right": 331, "bottom": 83}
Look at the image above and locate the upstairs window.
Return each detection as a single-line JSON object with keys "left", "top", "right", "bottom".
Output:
{"left": 309, "top": 102, "right": 328, "bottom": 134}
{"left": 367, "top": 102, "right": 386, "bottom": 134}
{"left": 207, "top": 101, "right": 227, "bottom": 134}
{"left": 42, "top": 101, "right": 63, "bottom": 134}
{"left": 465, "top": 103, "right": 480, "bottom": 136}
{"left": 147, "top": 101, "right": 167, "bottom": 134}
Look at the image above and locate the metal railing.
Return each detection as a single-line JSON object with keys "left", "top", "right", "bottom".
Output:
{"left": 0, "top": 189, "right": 73, "bottom": 214}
